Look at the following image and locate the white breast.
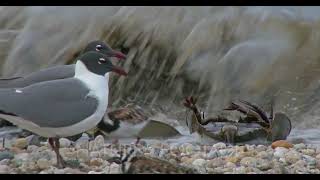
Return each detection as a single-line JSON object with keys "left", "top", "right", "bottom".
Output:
{"left": 52, "top": 61, "right": 110, "bottom": 137}
{"left": 74, "top": 60, "right": 109, "bottom": 103}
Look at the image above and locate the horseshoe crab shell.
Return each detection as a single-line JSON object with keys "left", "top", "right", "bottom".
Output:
{"left": 137, "top": 120, "right": 181, "bottom": 138}
{"left": 270, "top": 112, "right": 292, "bottom": 142}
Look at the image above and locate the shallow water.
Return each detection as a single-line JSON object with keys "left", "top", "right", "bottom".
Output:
{"left": 106, "top": 126, "right": 320, "bottom": 147}
{"left": 1, "top": 120, "right": 320, "bottom": 146}
{"left": 1, "top": 6, "right": 320, "bottom": 144}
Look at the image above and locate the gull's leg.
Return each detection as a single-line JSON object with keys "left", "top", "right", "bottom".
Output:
{"left": 135, "top": 137, "right": 141, "bottom": 145}
{"left": 0, "top": 138, "right": 8, "bottom": 151}
{"left": 48, "top": 137, "right": 55, "bottom": 149}
{"left": 49, "top": 137, "right": 66, "bottom": 168}
{"left": 54, "top": 138, "right": 66, "bottom": 168}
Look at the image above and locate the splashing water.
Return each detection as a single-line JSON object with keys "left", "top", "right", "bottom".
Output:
{"left": 1, "top": 6, "right": 320, "bottom": 142}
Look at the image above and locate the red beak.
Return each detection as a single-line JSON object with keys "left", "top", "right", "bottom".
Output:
{"left": 111, "top": 50, "right": 127, "bottom": 60}
{"left": 112, "top": 66, "right": 128, "bottom": 76}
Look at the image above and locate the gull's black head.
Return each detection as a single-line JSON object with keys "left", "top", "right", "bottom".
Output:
{"left": 83, "top": 40, "right": 127, "bottom": 60}
{"left": 78, "top": 51, "right": 127, "bottom": 76}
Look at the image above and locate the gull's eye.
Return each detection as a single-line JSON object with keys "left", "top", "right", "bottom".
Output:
{"left": 96, "top": 44, "right": 103, "bottom": 51}
{"left": 98, "top": 57, "right": 106, "bottom": 64}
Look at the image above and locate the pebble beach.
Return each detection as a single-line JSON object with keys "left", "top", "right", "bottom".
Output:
{"left": 1, "top": 133, "right": 320, "bottom": 174}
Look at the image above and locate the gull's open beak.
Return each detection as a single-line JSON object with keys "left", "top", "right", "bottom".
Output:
{"left": 111, "top": 65, "right": 128, "bottom": 76}
{"left": 111, "top": 50, "right": 127, "bottom": 60}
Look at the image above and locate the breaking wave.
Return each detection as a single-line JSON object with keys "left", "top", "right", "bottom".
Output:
{"left": 1, "top": 6, "right": 320, "bottom": 131}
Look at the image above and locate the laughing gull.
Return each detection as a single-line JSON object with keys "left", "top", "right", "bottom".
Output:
{"left": 0, "top": 40, "right": 126, "bottom": 88}
{"left": 0, "top": 51, "right": 127, "bottom": 168}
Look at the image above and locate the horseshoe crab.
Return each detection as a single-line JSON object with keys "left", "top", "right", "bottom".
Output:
{"left": 183, "top": 96, "right": 292, "bottom": 144}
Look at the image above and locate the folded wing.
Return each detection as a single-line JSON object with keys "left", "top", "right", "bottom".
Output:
{"left": 0, "top": 78, "right": 98, "bottom": 128}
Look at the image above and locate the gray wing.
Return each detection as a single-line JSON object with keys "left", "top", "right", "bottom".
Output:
{"left": 0, "top": 65, "right": 75, "bottom": 88}
{"left": 0, "top": 78, "right": 99, "bottom": 128}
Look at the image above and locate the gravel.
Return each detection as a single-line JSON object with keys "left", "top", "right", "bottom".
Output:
{"left": 0, "top": 137, "right": 319, "bottom": 174}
